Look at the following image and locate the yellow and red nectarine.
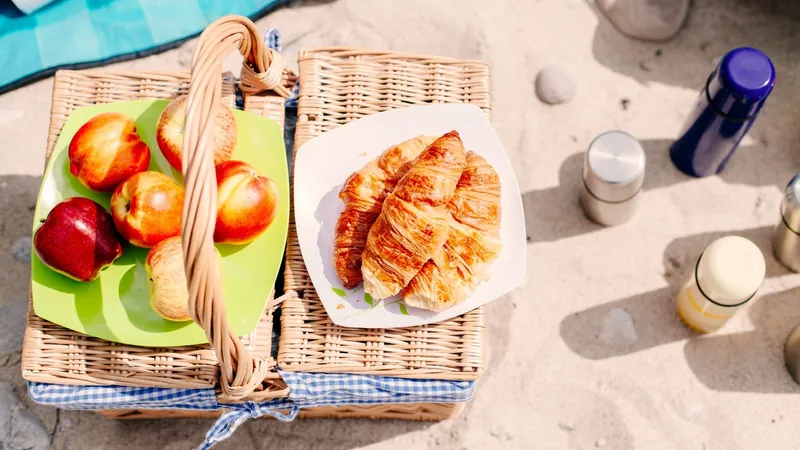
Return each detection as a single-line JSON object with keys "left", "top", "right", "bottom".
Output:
{"left": 111, "top": 171, "right": 184, "bottom": 248}
{"left": 68, "top": 112, "right": 150, "bottom": 192}
{"left": 155, "top": 95, "right": 237, "bottom": 171}
{"left": 214, "top": 160, "right": 279, "bottom": 245}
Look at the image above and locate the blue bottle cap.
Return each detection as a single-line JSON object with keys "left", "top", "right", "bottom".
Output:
{"left": 707, "top": 47, "right": 776, "bottom": 120}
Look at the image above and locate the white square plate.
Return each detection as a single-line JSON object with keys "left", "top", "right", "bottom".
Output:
{"left": 293, "top": 104, "right": 526, "bottom": 328}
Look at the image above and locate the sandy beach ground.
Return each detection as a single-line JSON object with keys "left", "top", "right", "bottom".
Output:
{"left": 2, "top": 0, "right": 800, "bottom": 448}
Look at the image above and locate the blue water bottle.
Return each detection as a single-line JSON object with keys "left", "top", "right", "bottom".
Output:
{"left": 670, "top": 47, "right": 776, "bottom": 177}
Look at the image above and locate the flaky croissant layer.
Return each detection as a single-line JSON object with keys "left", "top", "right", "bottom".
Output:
{"left": 401, "top": 151, "right": 503, "bottom": 311}
{"left": 334, "top": 135, "right": 435, "bottom": 289}
{"left": 362, "top": 131, "right": 467, "bottom": 299}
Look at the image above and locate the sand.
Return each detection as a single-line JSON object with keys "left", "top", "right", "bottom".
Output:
{"left": 1, "top": 0, "right": 800, "bottom": 448}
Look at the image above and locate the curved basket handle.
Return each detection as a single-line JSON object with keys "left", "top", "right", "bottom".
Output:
{"left": 181, "top": 15, "right": 289, "bottom": 401}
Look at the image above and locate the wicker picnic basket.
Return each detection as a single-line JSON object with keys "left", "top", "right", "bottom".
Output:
{"left": 21, "top": 15, "right": 491, "bottom": 419}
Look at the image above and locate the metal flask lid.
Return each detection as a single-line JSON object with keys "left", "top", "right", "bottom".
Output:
{"left": 583, "top": 131, "right": 645, "bottom": 203}
{"left": 782, "top": 173, "right": 800, "bottom": 233}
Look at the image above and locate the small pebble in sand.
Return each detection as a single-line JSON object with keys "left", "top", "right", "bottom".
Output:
{"left": 596, "top": 0, "right": 690, "bottom": 42}
{"left": 596, "top": 437, "right": 607, "bottom": 447}
{"left": 599, "top": 307, "right": 637, "bottom": 346}
{"left": 12, "top": 236, "right": 32, "bottom": 263}
{"left": 678, "top": 401, "right": 703, "bottom": 422}
{"left": 535, "top": 66, "right": 576, "bottom": 105}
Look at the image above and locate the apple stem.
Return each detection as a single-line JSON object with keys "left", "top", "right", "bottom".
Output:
{"left": 39, "top": 219, "right": 45, "bottom": 223}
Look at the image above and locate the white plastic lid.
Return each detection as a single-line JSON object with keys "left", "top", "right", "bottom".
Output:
{"left": 696, "top": 236, "right": 766, "bottom": 306}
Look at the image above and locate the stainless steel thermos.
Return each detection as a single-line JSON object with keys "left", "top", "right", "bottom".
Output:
{"left": 580, "top": 131, "right": 645, "bottom": 226}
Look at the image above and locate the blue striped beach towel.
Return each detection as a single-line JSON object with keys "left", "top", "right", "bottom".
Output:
{"left": 0, "top": 0, "right": 289, "bottom": 94}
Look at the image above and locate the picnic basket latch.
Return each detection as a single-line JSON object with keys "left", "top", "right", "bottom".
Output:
{"left": 181, "top": 15, "right": 287, "bottom": 401}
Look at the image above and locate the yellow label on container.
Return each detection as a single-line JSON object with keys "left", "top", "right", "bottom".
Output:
{"left": 676, "top": 276, "right": 738, "bottom": 333}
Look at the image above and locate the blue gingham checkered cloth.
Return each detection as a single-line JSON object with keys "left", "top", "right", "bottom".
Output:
{"left": 0, "top": 0, "right": 289, "bottom": 94}
{"left": 24, "top": 26, "right": 468, "bottom": 450}
{"left": 29, "top": 370, "right": 476, "bottom": 450}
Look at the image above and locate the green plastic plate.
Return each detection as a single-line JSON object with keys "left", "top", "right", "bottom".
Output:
{"left": 31, "top": 99, "right": 289, "bottom": 347}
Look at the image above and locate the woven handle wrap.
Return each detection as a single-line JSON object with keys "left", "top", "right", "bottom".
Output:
{"left": 181, "top": 15, "right": 288, "bottom": 400}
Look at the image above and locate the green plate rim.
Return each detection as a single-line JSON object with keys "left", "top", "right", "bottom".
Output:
{"left": 29, "top": 98, "right": 289, "bottom": 347}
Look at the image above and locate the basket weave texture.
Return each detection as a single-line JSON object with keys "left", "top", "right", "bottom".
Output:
{"left": 97, "top": 401, "right": 464, "bottom": 420}
{"left": 23, "top": 22, "right": 492, "bottom": 413}
{"left": 23, "top": 68, "right": 290, "bottom": 401}
{"left": 278, "top": 48, "right": 491, "bottom": 380}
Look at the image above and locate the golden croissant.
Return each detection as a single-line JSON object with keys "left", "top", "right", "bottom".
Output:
{"left": 361, "top": 131, "right": 467, "bottom": 299}
{"left": 334, "top": 135, "right": 435, "bottom": 288}
{"left": 401, "top": 151, "right": 502, "bottom": 311}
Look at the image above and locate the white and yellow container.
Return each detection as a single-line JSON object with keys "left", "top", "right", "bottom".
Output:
{"left": 676, "top": 236, "right": 765, "bottom": 333}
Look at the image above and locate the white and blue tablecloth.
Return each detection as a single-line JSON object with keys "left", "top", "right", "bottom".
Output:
{"left": 29, "top": 370, "right": 476, "bottom": 450}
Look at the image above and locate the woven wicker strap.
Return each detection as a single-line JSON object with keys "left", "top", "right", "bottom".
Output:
{"left": 181, "top": 15, "right": 288, "bottom": 400}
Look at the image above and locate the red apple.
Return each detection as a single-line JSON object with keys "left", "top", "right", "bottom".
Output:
{"left": 155, "top": 95, "right": 237, "bottom": 171}
{"left": 68, "top": 112, "right": 150, "bottom": 192}
{"left": 110, "top": 171, "right": 184, "bottom": 248}
{"left": 214, "top": 160, "right": 279, "bottom": 244}
{"left": 33, "top": 197, "right": 123, "bottom": 282}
